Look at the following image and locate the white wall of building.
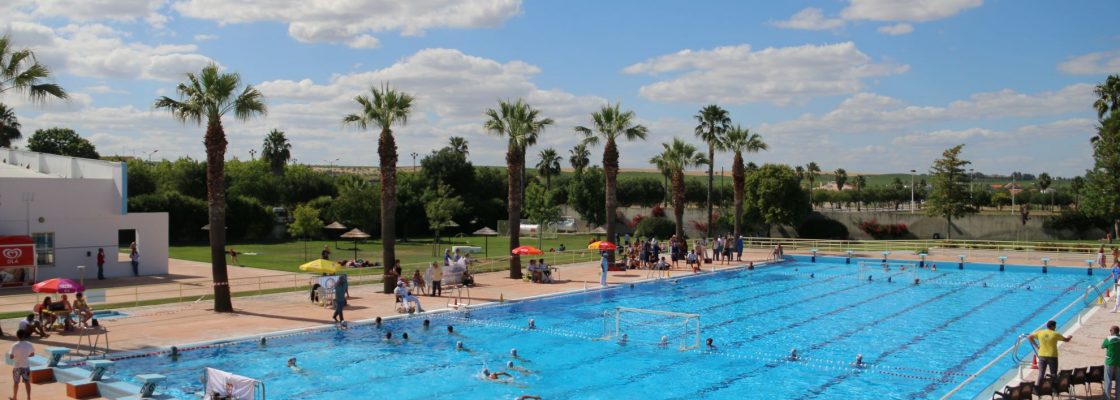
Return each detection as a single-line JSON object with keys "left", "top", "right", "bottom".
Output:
{"left": 0, "top": 149, "right": 168, "bottom": 282}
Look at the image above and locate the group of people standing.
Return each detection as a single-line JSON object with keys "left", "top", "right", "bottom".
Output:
{"left": 617, "top": 234, "right": 746, "bottom": 271}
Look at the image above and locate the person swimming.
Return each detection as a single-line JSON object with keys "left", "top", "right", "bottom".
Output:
{"left": 617, "top": 333, "right": 628, "bottom": 345}
{"left": 402, "top": 332, "right": 409, "bottom": 340}
{"left": 448, "top": 325, "right": 462, "bottom": 336}
{"left": 423, "top": 319, "right": 430, "bottom": 329}
{"left": 287, "top": 357, "right": 302, "bottom": 372}
{"left": 887, "top": 276, "right": 893, "bottom": 283}
{"left": 510, "top": 348, "right": 520, "bottom": 358}
{"left": 259, "top": 338, "right": 267, "bottom": 346}
{"left": 374, "top": 316, "right": 382, "bottom": 327}
{"left": 809, "top": 273, "right": 814, "bottom": 278}
{"left": 506, "top": 361, "right": 534, "bottom": 375}
{"left": 481, "top": 368, "right": 513, "bottom": 381}
{"left": 527, "top": 318, "right": 536, "bottom": 330}
{"left": 705, "top": 338, "right": 716, "bottom": 349}
{"left": 658, "top": 336, "right": 669, "bottom": 347}
{"left": 852, "top": 354, "right": 864, "bottom": 368}
{"left": 788, "top": 348, "right": 799, "bottom": 361}
{"left": 385, "top": 331, "right": 393, "bottom": 340}
{"left": 456, "top": 341, "right": 469, "bottom": 352}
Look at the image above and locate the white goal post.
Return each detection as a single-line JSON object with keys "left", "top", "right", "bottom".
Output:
{"left": 605, "top": 307, "right": 701, "bottom": 350}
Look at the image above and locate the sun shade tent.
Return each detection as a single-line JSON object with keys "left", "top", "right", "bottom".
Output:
{"left": 588, "top": 241, "right": 618, "bottom": 251}
{"left": 511, "top": 245, "right": 544, "bottom": 256}
{"left": 299, "top": 259, "right": 340, "bottom": 275}
{"left": 339, "top": 228, "right": 371, "bottom": 260}
{"left": 324, "top": 221, "right": 348, "bottom": 248}
{"left": 32, "top": 278, "right": 84, "bottom": 294}
{"left": 473, "top": 227, "right": 499, "bottom": 257}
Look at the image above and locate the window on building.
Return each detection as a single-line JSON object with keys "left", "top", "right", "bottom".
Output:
{"left": 32, "top": 232, "right": 54, "bottom": 266}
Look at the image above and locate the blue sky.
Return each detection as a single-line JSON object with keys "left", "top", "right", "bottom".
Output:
{"left": 2, "top": 0, "right": 1117, "bottom": 177}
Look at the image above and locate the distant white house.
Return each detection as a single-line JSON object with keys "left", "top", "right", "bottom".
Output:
{"left": 0, "top": 148, "right": 168, "bottom": 286}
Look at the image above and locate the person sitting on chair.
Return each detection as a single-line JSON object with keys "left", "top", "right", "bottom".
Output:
{"left": 538, "top": 258, "right": 553, "bottom": 283}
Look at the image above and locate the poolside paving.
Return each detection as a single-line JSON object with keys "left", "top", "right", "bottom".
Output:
{"left": 0, "top": 253, "right": 767, "bottom": 400}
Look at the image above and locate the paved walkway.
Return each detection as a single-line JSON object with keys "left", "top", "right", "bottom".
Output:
{"left": 0, "top": 252, "right": 768, "bottom": 400}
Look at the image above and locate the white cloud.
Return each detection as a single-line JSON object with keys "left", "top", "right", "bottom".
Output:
{"left": 1058, "top": 49, "right": 1120, "bottom": 75}
{"left": 5, "top": 21, "right": 215, "bottom": 81}
{"left": 193, "top": 34, "right": 218, "bottom": 41}
{"left": 771, "top": 8, "right": 844, "bottom": 31}
{"left": 11, "top": 0, "right": 168, "bottom": 27}
{"left": 877, "top": 23, "right": 914, "bottom": 35}
{"left": 841, "top": 0, "right": 982, "bottom": 22}
{"left": 624, "top": 42, "right": 908, "bottom": 105}
{"left": 171, "top": 0, "right": 522, "bottom": 47}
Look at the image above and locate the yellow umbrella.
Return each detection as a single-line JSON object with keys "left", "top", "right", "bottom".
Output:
{"left": 299, "top": 259, "right": 340, "bottom": 274}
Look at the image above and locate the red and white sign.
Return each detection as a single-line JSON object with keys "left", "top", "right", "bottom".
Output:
{"left": 0, "top": 236, "right": 34, "bottom": 267}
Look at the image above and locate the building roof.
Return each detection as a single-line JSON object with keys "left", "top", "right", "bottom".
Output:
{"left": 0, "top": 163, "right": 59, "bottom": 178}
{"left": 1, "top": 148, "right": 121, "bottom": 180}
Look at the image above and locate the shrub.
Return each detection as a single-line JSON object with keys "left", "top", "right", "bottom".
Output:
{"left": 635, "top": 217, "right": 676, "bottom": 239}
{"left": 858, "top": 218, "right": 909, "bottom": 239}
{"left": 628, "top": 214, "right": 645, "bottom": 229}
{"left": 651, "top": 204, "right": 666, "bottom": 218}
{"left": 128, "top": 192, "right": 208, "bottom": 243}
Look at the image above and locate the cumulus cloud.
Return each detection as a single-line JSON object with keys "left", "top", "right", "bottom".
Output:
{"left": 5, "top": 21, "right": 215, "bottom": 81}
{"left": 840, "top": 0, "right": 982, "bottom": 22}
{"left": 624, "top": 42, "right": 908, "bottom": 105}
{"left": 10, "top": 0, "right": 168, "bottom": 27}
{"left": 1058, "top": 49, "right": 1120, "bottom": 75}
{"left": 877, "top": 23, "right": 914, "bottom": 35}
{"left": 171, "top": 0, "right": 522, "bottom": 47}
{"left": 193, "top": 34, "right": 218, "bottom": 41}
{"left": 771, "top": 8, "right": 844, "bottom": 31}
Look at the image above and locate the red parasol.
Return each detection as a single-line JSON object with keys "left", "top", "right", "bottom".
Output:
{"left": 511, "top": 245, "right": 544, "bottom": 256}
{"left": 588, "top": 241, "right": 618, "bottom": 251}
{"left": 32, "top": 278, "right": 85, "bottom": 294}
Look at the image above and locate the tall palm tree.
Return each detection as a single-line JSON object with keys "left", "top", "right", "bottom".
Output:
{"left": 448, "top": 136, "right": 469, "bottom": 156}
{"left": 1094, "top": 74, "right": 1120, "bottom": 120}
{"left": 650, "top": 153, "right": 672, "bottom": 206}
{"left": 342, "top": 83, "right": 414, "bottom": 293}
{"left": 484, "top": 99, "right": 553, "bottom": 279}
{"left": 652, "top": 138, "right": 709, "bottom": 239}
{"left": 834, "top": 168, "right": 848, "bottom": 191}
{"left": 806, "top": 162, "right": 821, "bottom": 207}
{"left": 261, "top": 129, "right": 291, "bottom": 175}
{"left": 575, "top": 103, "right": 648, "bottom": 253}
{"left": 568, "top": 143, "right": 590, "bottom": 174}
{"left": 795, "top": 165, "right": 805, "bottom": 187}
{"left": 0, "top": 33, "right": 68, "bottom": 103}
{"left": 854, "top": 175, "right": 866, "bottom": 211}
{"left": 721, "top": 125, "right": 767, "bottom": 237}
{"left": 0, "top": 103, "right": 21, "bottom": 148}
{"left": 694, "top": 104, "right": 730, "bottom": 238}
{"left": 536, "top": 148, "right": 562, "bottom": 191}
{"left": 154, "top": 63, "right": 266, "bottom": 312}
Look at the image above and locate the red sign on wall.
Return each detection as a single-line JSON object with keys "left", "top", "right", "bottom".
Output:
{"left": 0, "top": 236, "right": 35, "bottom": 268}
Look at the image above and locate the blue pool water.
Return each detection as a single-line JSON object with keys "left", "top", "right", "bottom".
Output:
{"left": 107, "top": 258, "right": 1103, "bottom": 399}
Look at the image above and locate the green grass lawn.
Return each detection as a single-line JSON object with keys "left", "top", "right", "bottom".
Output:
{"left": 169, "top": 234, "right": 607, "bottom": 274}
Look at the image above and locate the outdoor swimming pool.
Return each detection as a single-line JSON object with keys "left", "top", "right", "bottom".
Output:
{"left": 107, "top": 257, "right": 1103, "bottom": 399}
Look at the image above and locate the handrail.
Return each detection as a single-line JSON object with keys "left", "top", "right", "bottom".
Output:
{"left": 938, "top": 275, "right": 1113, "bottom": 399}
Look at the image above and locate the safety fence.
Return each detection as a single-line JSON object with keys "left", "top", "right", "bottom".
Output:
{"left": 744, "top": 237, "right": 1102, "bottom": 263}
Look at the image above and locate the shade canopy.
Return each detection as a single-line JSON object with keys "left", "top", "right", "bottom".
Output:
{"left": 32, "top": 278, "right": 84, "bottom": 294}
{"left": 339, "top": 228, "right": 371, "bottom": 239}
{"left": 590, "top": 226, "right": 608, "bottom": 234}
{"left": 439, "top": 220, "right": 460, "bottom": 228}
{"left": 588, "top": 241, "right": 618, "bottom": 251}
{"left": 473, "top": 227, "right": 499, "bottom": 236}
{"left": 299, "top": 259, "right": 340, "bottom": 274}
{"left": 511, "top": 245, "right": 544, "bottom": 256}
{"left": 324, "top": 221, "right": 348, "bottom": 230}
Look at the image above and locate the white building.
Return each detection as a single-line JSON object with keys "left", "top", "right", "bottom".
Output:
{"left": 0, "top": 148, "right": 168, "bottom": 285}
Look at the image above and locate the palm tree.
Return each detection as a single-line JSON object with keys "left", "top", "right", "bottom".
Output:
{"left": 0, "top": 104, "right": 21, "bottom": 148}
{"left": 449, "top": 136, "right": 469, "bottom": 156}
{"left": 568, "top": 143, "right": 590, "bottom": 174}
{"left": 0, "top": 33, "right": 68, "bottom": 103}
{"left": 261, "top": 129, "right": 291, "bottom": 175}
{"left": 484, "top": 99, "right": 553, "bottom": 279}
{"left": 854, "top": 175, "right": 866, "bottom": 211}
{"left": 795, "top": 165, "right": 805, "bottom": 187}
{"left": 575, "top": 103, "right": 648, "bottom": 252}
{"left": 652, "top": 138, "right": 709, "bottom": 238}
{"left": 342, "top": 83, "right": 414, "bottom": 293}
{"left": 721, "top": 125, "right": 767, "bottom": 237}
{"left": 834, "top": 168, "right": 848, "bottom": 191}
{"left": 1094, "top": 74, "right": 1120, "bottom": 120}
{"left": 694, "top": 105, "right": 731, "bottom": 238}
{"left": 154, "top": 63, "right": 266, "bottom": 312}
{"left": 806, "top": 162, "right": 821, "bottom": 207}
{"left": 536, "top": 148, "right": 562, "bottom": 191}
{"left": 650, "top": 153, "right": 671, "bottom": 206}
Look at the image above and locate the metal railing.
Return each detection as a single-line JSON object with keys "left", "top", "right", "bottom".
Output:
{"left": 0, "top": 250, "right": 604, "bottom": 314}
{"left": 938, "top": 275, "right": 1113, "bottom": 399}
{"left": 744, "top": 238, "right": 1101, "bottom": 263}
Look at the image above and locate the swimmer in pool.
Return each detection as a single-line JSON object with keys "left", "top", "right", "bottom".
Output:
{"left": 527, "top": 319, "right": 536, "bottom": 330}
{"left": 402, "top": 332, "right": 409, "bottom": 340}
{"left": 448, "top": 325, "right": 463, "bottom": 336}
{"left": 481, "top": 368, "right": 514, "bottom": 382}
{"left": 617, "top": 334, "right": 628, "bottom": 345}
{"left": 384, "top": 331, "right": 393, "bottom": 341}
{"left": 788, "top": 348, "right": 799, "bottom": 361}
{"left": 510, "top": 348, "right": 524, "bottom": 360}
{"left": 456, "top": 341, "right": 470, "bottom": 352}
{"left": 706, "top": 338, "right": 716, "bottom": 349}
{"left": 287, "top": 357, "right": 302, "bottom": 372}
{"left": 658, "top": 336, "right": 669, "bottom": 347}
{"left": 517, "top": 396, "right": 542, "bottom": 400}
{"left": 423, "top": 319, "right": 430, "bottom": 329}
{"left": 506, "top": 361, "right": 534, "bottom": 375}
{"left": 852, "top": 354, "right": 864, "bottom": 368}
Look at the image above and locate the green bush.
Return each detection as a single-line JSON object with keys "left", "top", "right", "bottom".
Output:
{"left": 128, "top": 192, "right": 207, "bottom": 243}
{"left": 226, "top": 195, "right": 275, "bottom": 240}
{"left": 634, "top": 216, "right": 676, "bottom": 239}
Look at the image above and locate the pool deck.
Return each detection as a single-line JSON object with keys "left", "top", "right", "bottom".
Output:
{"left": 1, "top": 248, "right": 1110, "bottom": 400}
{"left": 0, "top": 252, "right": 768, "bottom": 400}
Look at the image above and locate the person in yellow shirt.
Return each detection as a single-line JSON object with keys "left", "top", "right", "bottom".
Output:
{"left": 1028, "top": 320, "right": 1072, "bottom": 391}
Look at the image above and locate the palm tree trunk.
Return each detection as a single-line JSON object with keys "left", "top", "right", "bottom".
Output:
{"left": 732, "top": 152, "right": 744, "bottom": 237}
{"left": 604, "top": 138, "right": 619, "bottom": 263}
{"left": 672, "top": 170, "right": 686, "bottom": 239}
{"left": 379, "top": 127, "right": 398, "bottom": 293}
{"left": 706, "top": 145, "right": 714, "bottom": 238}
{"left": 205, "top": 119, "right": 233, "bottom": 312}
{"left": 508, "top": 147, "right": 524, "bottom": 279}
{"left": 947, "top": 216, "right": 952, "bottom": 240}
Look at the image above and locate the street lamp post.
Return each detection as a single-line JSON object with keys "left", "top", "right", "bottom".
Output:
{"left": 325, "top": 158, "right": 340, "bottom": 176}
{"left": 969, "top": 168, "right": 974, "bottom": 203}
{"left": 410, "top": 152, "right": 419, "bottom": 171}
{"left": 1011, "top": 172, "right": 1017, "bottom": 214}
{"left": 249, "top": 149, "right": 257, "bottom": 161}
{"left": 910, "top": 169, "right": 916, "bottom": 214}
{"left": 146, "top": 149, "right": 158, "bottom": 163}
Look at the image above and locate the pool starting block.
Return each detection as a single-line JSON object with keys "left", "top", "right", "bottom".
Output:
{"left": 136, "top": 373, "right": 166, "bottom": 397}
